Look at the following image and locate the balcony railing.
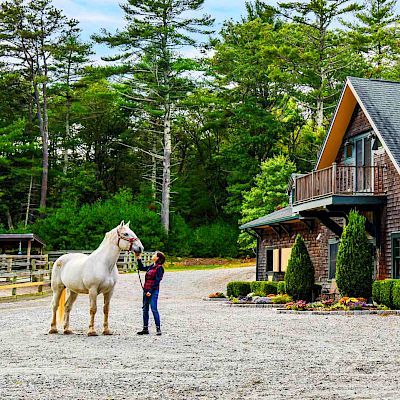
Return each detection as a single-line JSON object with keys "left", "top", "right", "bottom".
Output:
{"left": 294, "top": 164, "right": 386, "bottom": 204}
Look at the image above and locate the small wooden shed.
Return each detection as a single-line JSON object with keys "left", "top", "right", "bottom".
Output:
{"left": 0, "top": 234, "right": 46, "bottom": 256}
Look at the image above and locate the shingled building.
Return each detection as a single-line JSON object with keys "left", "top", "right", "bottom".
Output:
{"left": 241, "top": 77, "right": 400, "bottom": 289}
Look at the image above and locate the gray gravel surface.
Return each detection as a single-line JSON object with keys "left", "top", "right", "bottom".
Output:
{"left": 1, "top": 266, "right": 400, "bottom": 400}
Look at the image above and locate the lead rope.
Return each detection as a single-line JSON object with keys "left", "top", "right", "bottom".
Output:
{"left": 137, "top": 261, "right": 150, "bottom": 309}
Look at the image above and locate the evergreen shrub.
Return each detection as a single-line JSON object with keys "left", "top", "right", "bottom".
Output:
{"left": 372, "top": 280, "right": 381, "bottom": 305}
{"left": 284, "top": 234, "right": 315, "bottom": 301}
{"left": 250, "top": 281, "right": 278, "bottom": 296}
{"left": 277, "top": 281, "right": 286, "bottom": 294}
{"left": 392, "top": 281, "right": 400, "bottom": 310}
{"left": 227, "top": 281, "right": 251, "bottom": 297}
{"left": 380, "top": 279, "right": 396, "bottom": 309}
{"left": 336, "top": 210, "right": 374, "bottom": 298}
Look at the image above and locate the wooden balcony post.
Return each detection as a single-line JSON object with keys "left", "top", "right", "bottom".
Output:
{"left": 332, "top": 163, "right": 337, "bottom": 194}
{"left": 311, "top": 170, "right": 315, "bottom": 199}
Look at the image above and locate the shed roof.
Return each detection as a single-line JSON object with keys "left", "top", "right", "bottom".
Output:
{"left": 239, "top": 206, "right": 298, "bottom": 229}
{"left": 0, "top": 234, "right": 46, "bottom": 247}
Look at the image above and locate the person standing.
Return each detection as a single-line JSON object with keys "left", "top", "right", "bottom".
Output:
{"left": 136, "top": 251, "right": 165, "bottom": 336}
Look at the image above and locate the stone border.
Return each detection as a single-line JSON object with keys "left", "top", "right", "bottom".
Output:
{"left": 225, "top": 303, "right": 283, "bottom": 308}
{"left": 276, "top": 309, "right": 400, "bottom": 315}
{"left": 202, "top": 297, "right": 228, "bottom": 301}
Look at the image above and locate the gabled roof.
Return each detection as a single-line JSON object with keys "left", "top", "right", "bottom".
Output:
{"left": 317, "top": 77, "right": 400, "bottom": 174}
{"left": 239, "top": 206, "right": 298, "bottom": 229}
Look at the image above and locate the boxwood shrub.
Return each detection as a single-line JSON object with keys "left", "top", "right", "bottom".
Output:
{"left": 372, "top": 280, "right": 381, "bottom": 305}
{"left": 227, "top": 281, "right": 251, "bottom": 298}
{"left": 380, "top": 279, "right": 396, "bottom": 309}
{"left": 277, "top": 281, "right": 286, "bottom": 294}
{"left": 392, "top": 281, "right": 400, "bottom": 310}
{"left": 250, "top": 281, "right": 278, "bottom": 296}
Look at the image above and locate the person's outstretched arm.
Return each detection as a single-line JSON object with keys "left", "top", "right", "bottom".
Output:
{"left": 136, "top": 257, "right": 148, "bottom": 272}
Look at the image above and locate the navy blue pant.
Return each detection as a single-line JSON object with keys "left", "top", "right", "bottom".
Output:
{"left": 143, "top": 290, "right": 160, "bottom": 327}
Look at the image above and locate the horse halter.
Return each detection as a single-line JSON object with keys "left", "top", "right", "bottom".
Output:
{"left": 117, "top": 229, "right": 138, "bottom": 252}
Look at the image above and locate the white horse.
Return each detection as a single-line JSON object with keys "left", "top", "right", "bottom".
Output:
{"left": 49, "top": 221, "right": 143, "bottom": 336}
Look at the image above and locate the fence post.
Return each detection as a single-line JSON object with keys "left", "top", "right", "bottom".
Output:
{"left": 31, "top": 259, "right": 36, "bottom": 283}
{"left": 332, "top": 163, "right": 337, "bottom": 194}
{"left": 11, "top": 276, "right": 17, "bottom": 296}
{"left": 6, "top": 258, "right": 12, "bottom": 283}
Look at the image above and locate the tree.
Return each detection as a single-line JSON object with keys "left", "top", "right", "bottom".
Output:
{"left": 285, "top": 234, "right": 315, "bottom": 301}
{"left": 51, "top": 18, "right": 93, "bottom": 174}
{"left": 344, "top": 0, "right": 400, "bottom": 79}
{"left": 0, "top": 0, "right": 67, "bottom": 210}
{"left": 336, "top": 210, "right": 374, "bottom": 299}
{"left": 94, "top": 0, "right": 214, "bottom": 233}
{"left": 239, "top": 155, "right": 296, "bottom": 253}
{"left": 277, "top": 0, "right": 362, "bottom": 128}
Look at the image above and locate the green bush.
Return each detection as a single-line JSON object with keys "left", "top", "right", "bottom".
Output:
{"left": 227, "top": 281, "right": 252, "bottom": 297}
{"left": 33, "top": 190, "right": 166, "bottom": 251}
{"left": 372, "top": 281, "right": 381, "bottom": 304}
{"left": 284, "top": 234, "right": 315, "bottom": 301}
{"left": 392, "top": 281, "right": 400, "bottom": 310}
{"left": 250, "top": 281, "right": 278, "bottom": 296}
{"left": 190, "top": 222, "right": 239, "bottom": 258}
{"left": 336, "top": 210, "right": 374, "bottom": 298}
{"left": 380, "top": 279, "right": 396, "bottom": 309}
{"left": 28, "top": 189, "right": 240, "bottom": 258}
{"left": 277, "top": 281, "right": 286, "bottom": 294}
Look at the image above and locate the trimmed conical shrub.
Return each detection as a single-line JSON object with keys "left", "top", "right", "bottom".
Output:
{"left": 336, "top": 210, "right": 374, "bottom": 298}
{"left": 284, "top": 234, "right": 315, "bottom": 301}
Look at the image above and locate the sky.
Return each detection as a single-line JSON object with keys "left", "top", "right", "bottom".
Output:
{"left": 52, "top": 0, "right": 279, "bottom": 61}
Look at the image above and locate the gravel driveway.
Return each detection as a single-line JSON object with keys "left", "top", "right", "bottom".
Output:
{"left": 1, "top": 266, "right": 400, "bottom": 400}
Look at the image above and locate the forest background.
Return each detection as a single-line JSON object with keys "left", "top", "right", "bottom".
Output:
{"left": 0, "top": 0, "right": 399, "bottom": 257}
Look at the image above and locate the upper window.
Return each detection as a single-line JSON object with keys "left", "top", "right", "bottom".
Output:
{"left": 392, "top": 233, "right": 400, "bottom": 279}
{"left": 345, "top": 142, "right": 353, "bottom": 159}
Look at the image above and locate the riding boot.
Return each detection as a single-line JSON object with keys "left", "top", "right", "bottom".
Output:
{"left": 137, "top": 327, "right": 149, "bottom": 335}
{"left": 156, "top": 326, "right": 162, "bottom": 336}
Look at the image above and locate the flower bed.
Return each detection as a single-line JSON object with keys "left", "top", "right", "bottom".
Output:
{"left": 283, "top": 297, "right": 388, "bottom": 312}
{"left": 227, "top": 293, "right": 293, "bottom": 305}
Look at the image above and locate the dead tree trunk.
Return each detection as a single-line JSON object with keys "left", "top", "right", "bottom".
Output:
{"left": 161, "top": 101, "right": 171, "bottom": 233}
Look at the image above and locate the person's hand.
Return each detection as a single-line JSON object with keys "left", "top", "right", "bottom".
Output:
{"left": 146, "top": 292, "right": 151, "bottom": 297}
{"left": 136, "top": 254, "right": 141, "bottom": 260}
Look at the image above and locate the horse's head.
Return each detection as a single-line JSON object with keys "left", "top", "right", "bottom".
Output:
{"left": 116, "top": 221, "right": 144, "bottom": 255}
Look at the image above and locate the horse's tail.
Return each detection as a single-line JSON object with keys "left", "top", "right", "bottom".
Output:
{"left": 58, "top": 288, "right": 66, "bottom": 323}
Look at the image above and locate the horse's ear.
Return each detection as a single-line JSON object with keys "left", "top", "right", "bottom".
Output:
{"left": 126, "top": 221, "right": 130, "bottom": 227}
{"left": 119, "top": 220, "right": 125, "bottom": 227}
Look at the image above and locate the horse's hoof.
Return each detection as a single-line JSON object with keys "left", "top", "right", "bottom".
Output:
{"left": 102, "top": 330, "right": 113, "bottom": 336}
{"left": 63, "top": 329, "right": 73, "bottom": 335}
{"left": 48, "top": 328, "right": 58, "bottom": 334}
{"left": 87, "top": 330, "right": 98, "bottom": 336}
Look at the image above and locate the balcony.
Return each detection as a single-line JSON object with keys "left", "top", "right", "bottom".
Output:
{"left": 293, "top": 164, "right": 386, "bottom": 212}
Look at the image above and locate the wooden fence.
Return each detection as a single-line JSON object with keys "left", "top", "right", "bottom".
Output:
{"left": 0, "top": 254, "right": 51, "bottom": 297}
{"left": 0, "top": 251, "right": 153, "bottom": 299}
{"left": 46, "top": 251, "right": 154, "bottom": 272}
